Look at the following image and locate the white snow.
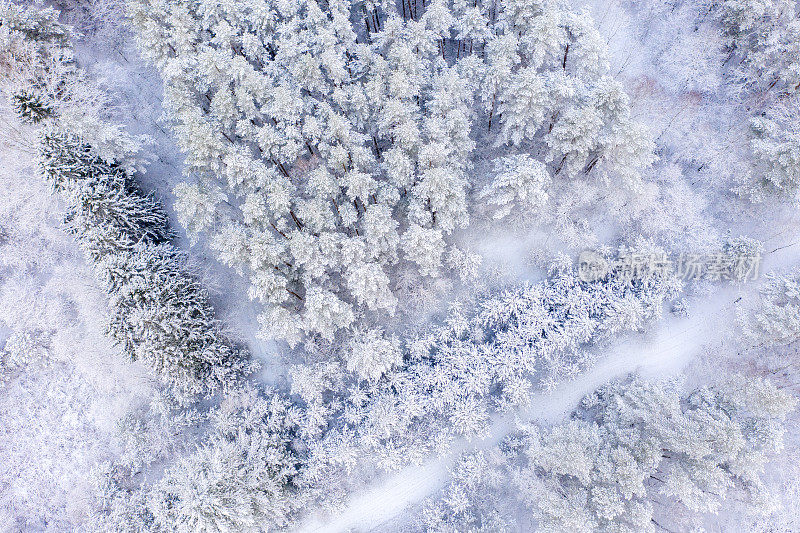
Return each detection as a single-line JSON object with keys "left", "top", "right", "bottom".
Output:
{"left": 300, "top": 239, "right": 800, "bottom": 533}
{"left": 4, "top": 1, "right": 800, "bottom": 530}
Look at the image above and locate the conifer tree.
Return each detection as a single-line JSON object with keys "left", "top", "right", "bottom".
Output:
{"left": 3, "top": 3, "right": 251, "bottom": 397}
{"left": 127, "top": 0, "right": 658, "bottom": 348}
{"left": 424, "top": 376, "right": 795, "bottom": 532}
{"left": 150, "top": 386, "right": 303, "bottom": 531}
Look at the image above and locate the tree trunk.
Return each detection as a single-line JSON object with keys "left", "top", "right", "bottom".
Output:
{"left": 488, "top": 94, "right": 496, "bottom": 131}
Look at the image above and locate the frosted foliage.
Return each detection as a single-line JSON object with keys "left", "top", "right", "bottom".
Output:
{"left": 513, "top": 378, "right": 794, "bottom": 530}
{"left": 128, "top": 0, "right": 656, "bottom": 346}
{"left": 0, "top": 363, "right": 122, "bottom": 530}
{"left": 479, "top": 154, "right": 550, "bottom": 219}
{"left": 0, "top": 3, "right": 150, "bottom": 169}
{"left": 0, "top": 3, "right": 74, "bottom": 108}
{"left": 0, "top": 330, "right": 48, "bottom": 372}
{"left": 740, "top": 102, "right": 800, "bottom": 202}
{"left": 346, "top": 328, "right": 402, "bottom": 382}
{"left": 740, "top": 269, "right": 800, "bottom": 346}
{"left": 401, "top": 224, "right": 446, "bottom": 277}
{"left": 173, "top": 182, "right": 226, "bottom": 241}
{"left": 346, "top": 262, "right": 397, "bottom": 313}
{"left": 720, "top": 2, "right": 800, "bottom": 204}
{"left": 302, "top": 287, "right": 355, "bottom": 343}
{"left": 150, "top": 387, "right": 301, "bottom": 532}
{"left": 1, "top": 4, "right": 251, "bottom": 398}
{"left": 98, "top": 244, "right": 245, "bottom": 395}
{"left": 721, "top": 0, "right": 800, "bottom": 93}
{"left": 428, "top": 377, "right": 794, "bottom": 532}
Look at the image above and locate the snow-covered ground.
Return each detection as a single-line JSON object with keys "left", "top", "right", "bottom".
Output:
{"left": 0, "top": 106, "right": 156, "bottom": 528}
{"left": 3, "top": 0, "right": 800, "bottom": 530}
{"left": 303, "top": 241, "right": 800, "bottom": 532}
{"left": 298, "top": 280, "right": 744, "bottom": 532}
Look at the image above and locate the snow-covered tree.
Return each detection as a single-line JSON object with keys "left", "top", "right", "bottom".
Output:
{"left": 424, "top": 375, "right": 794, "bottom": 532}
{"left": 419, "top": 449, "right": 517, "bottom": 532}
{"left": 150, "top": 385, "right": 303, "bottom": 532}
{"left": 512, "top": 376, "right": 794, "bottom": 531}
{"left": 98, "top": 243, "right": 247, "bottom": 397}
{"left": 346, "top": 328, "right": 403, "bottom": 382}
{"left": 478, "top": 154, "right": 550, "bottom": 220}
{"left": 720, "top": 0, "right": 800, "bottom": 93}
{"left": 39, "top": 130, "right": 171, "bottom": 254}
{"left": 0, "top": 2, "right": 73, "bottom": 97}
{"left": 127, "top": 0, "right": 656, "bottom": 348}
{"left": 740, "top": 268, "right": 800, "bottom": 346}
{"left": 739, "top": 101, "right": 800, "bottom": 202}
{"left": 489, "top": 3, "right": 653, "bottom": 188}
{"left": 11, "top": 89, "right": 52, "bottom": 123}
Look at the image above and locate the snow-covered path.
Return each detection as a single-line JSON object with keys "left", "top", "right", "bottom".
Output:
{"left": 299, "top": 241, "right": 800, "bottom": 533}
{"left": 299, "top": 297, "right": 733, "bottom": 532}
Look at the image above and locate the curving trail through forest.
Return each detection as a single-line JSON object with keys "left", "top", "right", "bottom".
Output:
{"left": 299, "top": 240, "right": 800, "bottom": 533}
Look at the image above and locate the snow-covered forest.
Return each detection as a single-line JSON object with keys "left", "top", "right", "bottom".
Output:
{"left": 1, "top": 0, "right": 799, "bottom": 531}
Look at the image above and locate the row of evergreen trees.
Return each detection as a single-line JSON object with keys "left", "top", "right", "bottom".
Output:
{"left": 12, "top": 97, "right": 251, "bottom": 397}
{"left": 39, "top": 128, "right": 251, "bottom": 397}
{"left": 3, "top": 4, "right": 304, "bottom": 529}
{"left": 5, "top": 2, "right": 249, "bottom": 398}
